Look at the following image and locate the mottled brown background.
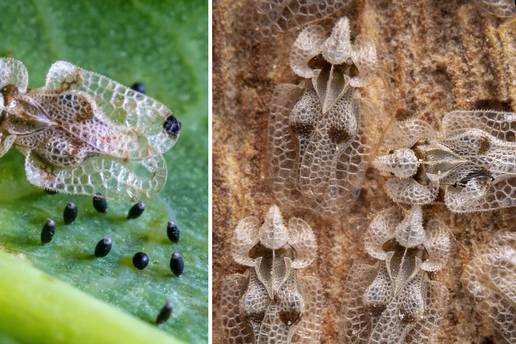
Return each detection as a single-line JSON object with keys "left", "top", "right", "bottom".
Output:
{"left": 213, "top": 1, "right": 515, "bottom": 343}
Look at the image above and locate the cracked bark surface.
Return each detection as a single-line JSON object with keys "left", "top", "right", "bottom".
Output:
{"left": 213, "top": 1, "right": 515, "bottom": 343}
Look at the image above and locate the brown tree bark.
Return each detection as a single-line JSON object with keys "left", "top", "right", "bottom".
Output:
{"left": 213, "top": 1, "right": 515, "bottom": 343}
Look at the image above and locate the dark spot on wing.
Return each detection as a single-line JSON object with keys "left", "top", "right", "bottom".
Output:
{"left": 290, "top": 122, "right": 313, "bottom": 137}
{"left": 478, "top": 136, "right": 491, "bottom": 154}
{"left": 163, "top": 115, "right": 181, "bottom": 138}
{"left": 328, "top": 126, "right": 351, "bottom": 144}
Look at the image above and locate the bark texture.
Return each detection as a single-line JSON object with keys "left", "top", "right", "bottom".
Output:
{"left": 213, "top": 0, "right": 515, "bottom": 343}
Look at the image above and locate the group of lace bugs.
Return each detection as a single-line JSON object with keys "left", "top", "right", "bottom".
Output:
{"left": 227, "top": 5, "right": 516, "bottom": 343}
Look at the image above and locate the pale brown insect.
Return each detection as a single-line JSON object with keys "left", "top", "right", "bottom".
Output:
{"left": 374, "top": 111, "right": 516, "bottom": 212}
{"left": 268, "top": 17, "right": 375, "bottom": 215}
{"left": 220, "top": 205, "right": 323, "bottom": 344}
{"left": 341, "top": 206, "right": 450, "bottom": 344}
{"left": 0, "top": 58, "right": 181, "bottom": 200}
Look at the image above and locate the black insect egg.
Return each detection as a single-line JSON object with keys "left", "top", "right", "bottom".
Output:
{"left": 163, "top": 115, "right": 181, "bottom": 138}
{"left": 63, "top": 202, "right": 78, "bottom": 224}
{"left": 92, "top": 193, "right": 108, "bottom": 213}
{"left": 156, "top": 300, "right": 173, "bottom": 325}
{"left": 130, "top": 82, "right": 145, "bottom": 94}
{"left": 127, "top": 202, "right": 145, "bottom": 219}
{"left": 166, "top": 221, "right": 180, "bottom": 243}
{"left": 41, "top": 219, "right": 56, "bottom": 244}
{"left": 170, "top": 252, "right": 184, "bottom": 276}
{"left": 132, "top": 252, "right": 149, "bottom": 270}
{"left": 94, "top": 237, "right": 112, "bottom": 258}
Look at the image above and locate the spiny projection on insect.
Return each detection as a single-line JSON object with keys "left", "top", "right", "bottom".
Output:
{"left": 374, "top": 111, "right": 516, "bottom": 213}
{"left": 268, "top": 17, "right": 376, "bottom": 215}
{"left": 0, "top": 58, "right": 181, "bottom": 201}
{"left": 221, "top": 205, "right": 323, "bottom": 344}
{"left": 340, "top": 205, "right": 450, "bottom": 343}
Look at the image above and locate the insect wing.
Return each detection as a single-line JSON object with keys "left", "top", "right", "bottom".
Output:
{"left": 462, "top": 234, "right": 516, "bottom": 343}
{"left": 44, "top": 61, "right": 179, "bottom": 156}
{"left": 0, "top": 58, "right": 28, "bottom": 92}
{"left": 220, "top": 274, "right": 254, "bottom": 344}
{"left": 421, "top": 220, "right": 451, "bottom": 272}
{"left": 332, "top": 124, "right": 368, "bottom": 208}
{"left": 231, "top": 216, "right": 260, "bottom": 267}
{"left": 291, "top": 276, "right": 324, "bottom": 344}
{"left": 24, "top": 150, "right": 166, "bottom": 200}
{"left": 0, "top": 134, "right": 16, "bottom": 158}
{"left": 27, "top": 90, "right": 153, "bottom": 161}
{"left": 339, "top": 263, "right": 377, "bottom": 343}
{"left": 382, "top": 118, "right": 436, "bottom": 153}
{"left": 268, "top": 83, "right": 305, "bottom": 207}
{"left": 445, "top": 175, "right": 516, "bottom": 212}
{"left": 288, "top": 217, "right": 317, "bottom": 269}
{"left": 405, "top": 280, "right": 449, "bottom": 344}
{"left": 256, "top": 0, "right": 352, "bottom": 38}
{"left": 442, "top": 110, "right": 515, "bottom": 142}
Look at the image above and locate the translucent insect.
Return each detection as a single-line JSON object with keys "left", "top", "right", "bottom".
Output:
{"left": 462, "top": 231, "right": 515, "bottom": 344}
{"left": 220, "top": 205, "right": 323, "bottom": 344}
{"left": 255, "top": 0, "right": 352, "bottom": 38}
{"left": 341, "top": 206, "right": 450, "bottom": 343}
{"left": 268, "top": 17, "right": 376, "bottom": 214}
{"left": 0, "top": 58, "right": 181, "bottom": 201}
{"left": 374, "top": 110, "right": 516, "bottom": 212}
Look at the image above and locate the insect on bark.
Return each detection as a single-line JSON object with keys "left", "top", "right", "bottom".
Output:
{"left": 341, "top": 206, "right": 451, "bottom": 343}
{"left": 374, "top": 111, "right": 516, "bottom": 212}
{"left": 221, "top": 205, "right": 323, "bottom": 344}
{"left": 0, "top": 58, "right": 181, "bottom": 201}
{"left": 268, "top": 17, "right": 376, "bottom": 215}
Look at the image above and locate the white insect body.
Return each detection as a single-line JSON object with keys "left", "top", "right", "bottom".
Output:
{"left": 0, "top": 58, "right": 180, "bottom": 201}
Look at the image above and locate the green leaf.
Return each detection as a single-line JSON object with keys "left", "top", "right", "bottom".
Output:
{"left": 0, "top": 250, "right": 186, "bottom": 344}
{"left": 0, "top": 0, "right": 207, "bottom": 343}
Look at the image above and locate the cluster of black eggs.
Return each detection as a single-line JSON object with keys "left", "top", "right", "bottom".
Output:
{"left": 39, "top": 82, "right": 184, "bottom": 325}
{"left": 40, "top": 190, "right": 183, "bottom": 325}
